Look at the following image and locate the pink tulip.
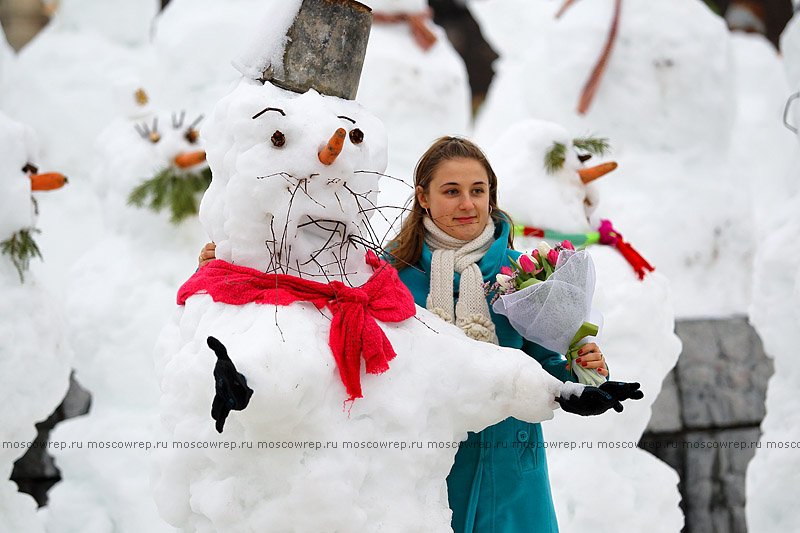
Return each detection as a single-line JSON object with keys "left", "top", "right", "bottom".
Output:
{"left": 518, "top": 254, "right": 536, "bottom": 273}
{"left": 561, "top": 240, "right": 575, "bottom": 250}
{"left": 547, "top": 248, "right": 559, "bottom": 266}
{"left": 501, "top": 266, "right": 513, "bottom": 276}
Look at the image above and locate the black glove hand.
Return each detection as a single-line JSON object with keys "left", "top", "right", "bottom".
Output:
{"left": 557, "top": 381, "right": 643, "bottom": 416}
{"left": 599, "top": 381, "right": 644, "bottom": 403}
{"left": 207, "top": 336, "right": 254, "bottom": 433}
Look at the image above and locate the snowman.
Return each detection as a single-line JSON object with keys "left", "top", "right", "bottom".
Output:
{"left": 471, "top": 0, "right": 765, "bottom": 318}
{"left": 0, "top": 111, "right": 71, "bottom": 533}
{"left": 152, "top": 3, "right": 641, "bottom": 531}
{"left": 745, "top": 13, "right": 800, "bottom": 531}
{"left": 486, "top": 119, "right": 684, "bottom": 531}
{"left": 41, "top": 95, "right": 208, "bottom": 533}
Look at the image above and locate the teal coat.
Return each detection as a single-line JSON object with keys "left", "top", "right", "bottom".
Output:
{"left": 397, "top": 219, "right": 572, "bottom": 533}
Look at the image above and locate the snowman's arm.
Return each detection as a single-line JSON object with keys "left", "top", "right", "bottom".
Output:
{"left": 521, "top": 338, "right": 573, "bottom": 382}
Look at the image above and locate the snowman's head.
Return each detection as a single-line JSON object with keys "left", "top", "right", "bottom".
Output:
{"left": 93, "top": 108, "right": 209, "bottom": 231}
{"left": 489, "top": 119, "right": 615, "bottom": 234}
{"left": 200, "top": 79, "right": 388, "bottom": 282}
{"left": 0, "top": 112, "right": 67, "bottom": 281}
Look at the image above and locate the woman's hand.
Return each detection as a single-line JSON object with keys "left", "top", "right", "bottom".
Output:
{"left": 566, "top": 342, "right": 608, "bottom": 377}
{"left": 199, "top": 242, "right": 216, "bottom": 268}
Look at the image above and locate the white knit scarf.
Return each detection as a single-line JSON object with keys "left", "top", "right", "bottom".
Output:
{"left": 423, "top": 217, "right": 499, "bottom": 344}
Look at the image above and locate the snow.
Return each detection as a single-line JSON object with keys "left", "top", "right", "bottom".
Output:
{"left": 41, "top": 106, "right": 208, "bottom": 531}
{"left": 745, "top": 11, "right": 800, "bottom": 532}
{"left": 470, "top": 0, "right": 781, "bottom": 318}
{"left": 0, "top": 0, "right": 798, "bottom": 531}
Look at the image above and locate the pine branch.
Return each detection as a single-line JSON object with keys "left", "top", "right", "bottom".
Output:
{"left": 544, "top": 142, "right": 567, "bottom": 174}
{"left": 127, "top": 166, "right": 213, "bottom": 223}
{"left": 1, "top": 228, "right": 43, "bottom": 283}
{"left": 573, "top": 136, "right": 611, "bottom": 156}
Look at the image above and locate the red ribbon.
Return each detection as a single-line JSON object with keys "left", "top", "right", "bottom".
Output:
{"left": 599, "top": 219, "right": 655, "bottom": 280}
{"left": 178, "top": 251, "right": 416, "bottom": 401}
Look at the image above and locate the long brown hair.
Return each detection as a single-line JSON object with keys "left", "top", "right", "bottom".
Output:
{"left": 386, "top": 136, "right": 514, "bottom": 270}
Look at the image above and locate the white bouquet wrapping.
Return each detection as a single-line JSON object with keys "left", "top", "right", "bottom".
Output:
{"left": 491, "top": 245, "right": 606, "bottom": 386}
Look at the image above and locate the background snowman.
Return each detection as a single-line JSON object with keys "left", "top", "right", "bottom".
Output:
{"left": 469, "top": 0, "right": 794, "bottom": 319}
{"left": 41, "top": 90, "right": 208, "bottom": 532}
{"left": 485, "top": 118, "right": 683, "bottom": 531}
{"left": 0, "top": 110, "right": 71, "bottom": 533}
{"left": 152, "top": 2, "right": 639, "bottom": 531}
{"left": 744, "top": 9, "right": 800, "bottom": 531}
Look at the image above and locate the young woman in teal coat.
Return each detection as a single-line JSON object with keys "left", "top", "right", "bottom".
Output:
{"left": 386, "top": 137, "right": 608, "bottom": 533}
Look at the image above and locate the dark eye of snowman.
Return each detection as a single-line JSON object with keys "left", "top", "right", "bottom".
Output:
{"left": 578, "top": 153, "right": 592, "bottom": 163}
{"left": 22, "top": 162, "right": 38, "bottom": 174}
{"left": 173, "top": 112, "right": 204, "bottom": 144}
{"left": 271, "top": 130, "right": 286, "bottom": 147}
{"left": 349, "top": 128, "right": 364, "bottom": 144}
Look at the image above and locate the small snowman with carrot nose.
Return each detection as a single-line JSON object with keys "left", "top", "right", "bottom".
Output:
{"left": 41, "top": 90, "right": 213, "bottom": 531}
{"left": 0, "top": 110, "right": 71, "bottom": 532}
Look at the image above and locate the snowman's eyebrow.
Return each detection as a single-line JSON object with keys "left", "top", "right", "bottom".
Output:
{"left": 337, "top": 115, "right": 356, "bottom": 124}
{"left": 252, "top": 107, "right": 286, "bottom": 119}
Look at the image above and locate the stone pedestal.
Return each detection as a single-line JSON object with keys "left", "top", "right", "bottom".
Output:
{"left": 641, "top": 317, "right": 773, "bottom": 533}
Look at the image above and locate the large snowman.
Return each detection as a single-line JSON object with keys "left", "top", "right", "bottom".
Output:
{"left": 0, "top": 111, "right": 71, "bottom": 533}
{"left": 745, "top": 12, "right": 800, "bottom": 532}
{"left": 152, "top": 2, "right": 640, "bottom": 531}
{"left": 486, "top": 119, "right": 684, "bottom": 531}
{"left": 42, "top": 96, "right": 208, "bottom": 532}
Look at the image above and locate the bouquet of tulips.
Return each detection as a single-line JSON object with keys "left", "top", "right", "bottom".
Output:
{"left": 488, "top": 241, "right": 606, "bottom": 386}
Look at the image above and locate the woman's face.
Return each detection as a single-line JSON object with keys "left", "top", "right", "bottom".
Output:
{"left": 417, "top": 157, "right": 491, "bottom": 241}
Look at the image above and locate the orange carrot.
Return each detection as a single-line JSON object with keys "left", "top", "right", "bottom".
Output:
{"left": 174, "top": 151, "right": 207, "bottom": 168}
{"left": 30, "top": 172, "right": 68, "bottom": 191}
{"left": 578, "top": 162, "right": 617, "bottom": 184}
{"left": 318, "top": 128, "right": 346, "bottom": 166}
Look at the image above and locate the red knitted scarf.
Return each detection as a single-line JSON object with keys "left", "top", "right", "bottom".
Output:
{"left": 177, "top": 251, "right": 416, "bottom": 402}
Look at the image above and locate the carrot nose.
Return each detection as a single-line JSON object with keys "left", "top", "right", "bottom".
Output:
{"left": 30, "top": 172, "right": 68, "bottom": 191}
{"left": 318, "top": 128, "right": 346, "bottom": 166}
{"left": 578, "top": 161, "right": 617, "bottom": 184}
{"left": 174, "top": 150, "right": 207, "bottom": 168}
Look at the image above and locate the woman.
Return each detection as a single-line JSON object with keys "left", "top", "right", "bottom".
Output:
{"left": 198, "top": 136, "right": 608, "bottom": 532}
{"left": 385, "top": 136, "right": 607, "bottom": 533}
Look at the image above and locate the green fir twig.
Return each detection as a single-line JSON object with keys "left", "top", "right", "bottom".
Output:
{"left": 544, "top": 142, "right": 567, "bottom": 174}
{"left": 127, "top": 166, "right": 212, "bottom": 223}
{"left": 1, "top": 228, "right": 43, "bottom": 283}
{"left": 572, "top": 136, "right": 610, "bottom": 156}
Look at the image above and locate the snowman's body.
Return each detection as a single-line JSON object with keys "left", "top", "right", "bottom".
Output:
{"left": 42, "top": 108, "right": 207, "bottom": 533}
{"left": 486, "top": 118, "right": 684, "bottom": 531}
{"left": 152, "top": 78, "right": 567, "bottom": 532}
{"left": 0, "top": 112, "right": 71, "bottom": 533}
